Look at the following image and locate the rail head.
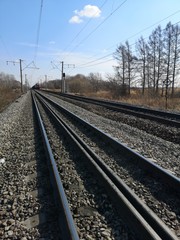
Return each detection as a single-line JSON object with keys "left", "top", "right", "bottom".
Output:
{"left": 36, "top": 91, "right": 180, "bottom": 192}
{"left": 31, "top": 92, "right": 79, "bottom": 240}
{"left": 36, "top": 92, "right": 179, "bottom": 240}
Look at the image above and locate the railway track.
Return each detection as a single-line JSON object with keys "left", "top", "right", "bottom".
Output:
{"left": 33, "top": 90, "right": 180, "bottom": 239}
{"left": 33, "top": 93, "right": 135, "bottom": 239}
{"left": 44, "top": 91, "right": 180, "bottom": 128}
{"left": 0, "top": 92, "right": 61, "bottom": 239}
{"left": 32, "top": 93, "right": 79, "bottom": 240}
{"left": 37, "top": 91, "right": 180, "bottom": 177}
{"left": 41, "top": 90, "right": 180, "bottom": 144}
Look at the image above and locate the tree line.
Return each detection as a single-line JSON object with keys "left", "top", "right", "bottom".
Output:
{"left": 38, "top": 21, "right": 180, "bottom": 100}
{"left": 113, "top": 22, "right": 180, "bottom": 97}
{"left": 0, "top": 72, "right": 20, "bottom": 89}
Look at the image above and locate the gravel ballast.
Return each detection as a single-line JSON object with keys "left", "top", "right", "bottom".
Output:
{"left": 41, "top": 92, "right": 180, "bottom": 178}
{"left": 1, "top": 91, "right": 179, "bottom": 239}
{"left": 0, "top": 92, "right": 60, "bottom": 239}
{"left": 37, "top": 93, "right": 180, "bottom": 237}
{"left": 36, "top": 97, "right": 136, "bottom": 240}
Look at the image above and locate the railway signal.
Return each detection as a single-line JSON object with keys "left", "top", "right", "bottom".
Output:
{"left": 51, "top": 61, "right": 75, "bottom": 93}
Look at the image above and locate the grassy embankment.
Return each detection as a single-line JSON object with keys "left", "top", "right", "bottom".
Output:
{"left": 0, "top": 87, "right": 21, "bottom": 112}
{"left": 1, "top": 87, "right": 178, "bottom": 114}
{"left": 85, "top": 89, "right": 180, "bottom": 112}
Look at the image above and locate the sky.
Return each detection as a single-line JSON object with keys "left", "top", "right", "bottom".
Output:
{"left": 0, "top": 0, "right": 180, "bottom": 86}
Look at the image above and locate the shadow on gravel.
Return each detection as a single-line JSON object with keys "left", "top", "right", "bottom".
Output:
{"left": 31, "top": 101, "right": 62, "bottom": 240}
{"left": 44, "top": 106, "right": 136, "bottom": 240}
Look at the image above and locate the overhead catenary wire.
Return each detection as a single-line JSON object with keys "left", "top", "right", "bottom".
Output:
{"left": 75, "top": 18, "right": 180, "bottom": 69}
{"left": 28, "top": 0, "right": 44, "bottom": 85}
{"left": 63, "top": 0, "right": 128, "bottom": 61}
{"left": 77, "top": 53, "right": 113, "bottom": 67}
{"left": 79, "top": 9, "right": 180, "bottom": 64}
{"left": 77, "top": 58, "right": 114, "bottom": 69}
{"left": 34, "top": 0, "right": 44, "bottom": 62}
{"left": 76, "top": 21, "right": 180, "bottom": 71}
{"left": 115, "top": 9, "right": 180, "bottom": 48}
{"left": 62, "top": 0, "right": 108, "bottom": 53}
{"left": 65, "top": 57, "right": 114, "bottom": 76}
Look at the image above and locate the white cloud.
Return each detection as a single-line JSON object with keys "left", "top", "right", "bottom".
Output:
{"left": 69, "top": 15, "right": 83, "bottom": 24}
{"left": 75, "top": 5, "right": 101, "bottom": 18}
{"left": 69, "top": 5, "right": 101, "bottom": 24}
{"left": 49, "top": 41, "right": 55, "bottom": 45}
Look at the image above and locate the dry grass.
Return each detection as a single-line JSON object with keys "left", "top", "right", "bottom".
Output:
{"left": 85, "top": 90, "right": 113, "bottom": 99}
{"left": 43, "top": 87, "right": 180, "bottom": 112}
{"left": 85, "top": 89, "right": 180, "bottom": 112}
{"left": 119, "top": 95, "right": 180, "bottom": 111}
{"left": 0, "top": 87, "right": 21, "bottom": 112}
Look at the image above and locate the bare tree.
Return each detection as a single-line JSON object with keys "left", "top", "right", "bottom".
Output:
{"left": 163, "top": 22, "right": 174, "bottom": 98}
{"left": 148, "top": 26, "right": 164, "bottom": 93}
{"left": 112, "top": 22, "right": 180, "bottom": 99}
{"left": 114, "top": 43, "right": 127, "bottom": 85}
{"left": 106, "top": 73, "right": 123, "bottom": 98}
{"left": 114, "top": 41, "right": 137, "bottom": 95}
{"left": 155, "top": 26, "right": 164, "bottom": 93}
{"left": 171, "top": 24, "right": 180, "bottom": 96}
{"left": 88, "top": 72, "right": 102, "bottom": 92}
{"left": 0, "top": 72, "right": 18, "bottom": 88}
{"left": 125, "top": 41, "right": 137, "bottom": 94}
{"left": 136, "top": 36, "right": 149, "bottom": 94}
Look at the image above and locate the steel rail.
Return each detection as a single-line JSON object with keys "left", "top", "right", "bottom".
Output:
{"left": 36, "top": 91, "right": 180, "bottom": 192}
{"left": 59, "top": 92, "right": 180, "bottom": 120}
{"left": 36, "top": 92, "right": 178, "bottom": 240}
{"left": 31, "top": 92, "right": 80, "bottom": 240}
{"left": 42, "top": 90, "right": 180, "bottom": 127}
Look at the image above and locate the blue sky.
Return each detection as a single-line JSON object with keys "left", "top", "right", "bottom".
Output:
{"left": 0, "top": 0, "right": 180, "bottom": 86}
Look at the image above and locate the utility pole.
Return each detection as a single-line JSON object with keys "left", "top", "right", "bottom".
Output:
{"left": 7, "top": 60, "right": 39, "bottom": 93}
{"left": 7, "top": 59, "right": 23, "bottom": 92}
{"left": 51, "top": 61, "right": 75, "bottom": 93}
{"left": 24, "top": 74, "right": 30, "bottom": 92}
{"left": 62, "top": 63, "right": 75, "bottom": 93}
{"left": 19, "top": 59, "right": 23, "bottom": 92}
{"left": 45, "top": 74, "right": 47, "bottom": 89}
{"left": 61, "top": 61, "right": 64, "bottom": 92}
{"left": 25, "top": 74, "right": 27, "bottom": 92}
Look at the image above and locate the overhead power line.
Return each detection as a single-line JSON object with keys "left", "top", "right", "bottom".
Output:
{"left": 34, "top": 0, "right": 44, "bottom": 62}
{"left": 6, "top": 60, "right": 39, "bottom": 92}
{"left": 63, "top": 0, "right": 108, "bottom": 53}
{"left": 75, "top": 19, "right": 180, "bottom": 69}
{"left": 64, "top": 0, "right": 128, "bottom": 60}
{"left": 77, "top": 53, "right": 113, "bottom": 67}
{"left": 77, "top": 58, "right": 114, "bottom": 69}
{"left": 120, "top": 9, "right": 180, "bottom": 45}
{"left": 81, "top": 9, "right": 180, "bottom": 63}
{"left": 6, "top": 59, "right": 23, "bottom": 92}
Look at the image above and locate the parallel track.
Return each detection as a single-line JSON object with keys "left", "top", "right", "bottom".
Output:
{"left": 61, "top": 93, "right": 180, "bottom": 123}
{"left": 34, "top": 90, "right": 179, "bottom": 240}
{"left": 44, "top": 91, "right": 180, "bottom": 128}
{"left": 37, "top": 91, "right": 180, "bottom": 190}
{"left": 32, "top": 92, "right": 80, "bottom": 240}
